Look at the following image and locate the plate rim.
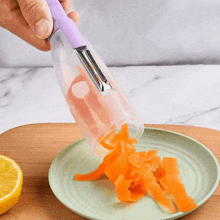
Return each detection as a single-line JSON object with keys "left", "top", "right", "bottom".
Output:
{"left": 48, "top": 127, "right": 220, "bottom": 220}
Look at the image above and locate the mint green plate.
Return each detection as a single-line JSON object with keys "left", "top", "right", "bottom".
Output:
{"left": 48, "top": 128, "right": 220, "bottom": 220}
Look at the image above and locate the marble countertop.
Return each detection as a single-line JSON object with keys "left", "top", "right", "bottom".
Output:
{"left": 1, "top": 64, "right": 220, "bottom": 135}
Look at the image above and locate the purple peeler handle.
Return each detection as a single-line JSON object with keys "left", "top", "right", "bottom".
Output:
{"left": 46, "top": 0, "right": 86, "bottom": 49}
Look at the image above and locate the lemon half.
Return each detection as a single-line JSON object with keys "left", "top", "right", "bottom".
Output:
{"left": 0, "top": 155, "right": 23, "bottom": 215}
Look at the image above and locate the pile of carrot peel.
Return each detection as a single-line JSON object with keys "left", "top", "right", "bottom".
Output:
{"left": 75, "top": 124, "right": 197, "bottom": 213}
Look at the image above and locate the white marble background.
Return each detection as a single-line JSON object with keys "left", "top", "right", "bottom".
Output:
{"left": 1, "top": 64, "right": 220, "bottom": 135}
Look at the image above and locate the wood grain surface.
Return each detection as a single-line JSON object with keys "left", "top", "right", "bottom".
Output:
{"left": 0, "top": 123, "right": 219, "bottom": 220}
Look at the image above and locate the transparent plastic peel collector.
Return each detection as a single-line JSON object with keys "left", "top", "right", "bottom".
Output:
{"left": 46, "top": 0, "right": 144, "bottom": 155}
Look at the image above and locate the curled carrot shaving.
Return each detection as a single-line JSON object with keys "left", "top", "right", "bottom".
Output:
{"left": 115, "top": 174, "right": 136, "bottom": 202}
{"left": 109, "top": 133, "right": 121, "bottom": 146}
{"left": 121, "top": 141, "right": 136, "bottom": 155}
{"left": 129, "top": 180, "right": 148, "bottom": 201}
{"left": 105, "top": 143, "right": 129, "bottom": 184}
{"left": 135, "top": 167, "right": 175, "bottom": 213}
{"left": 124, "top": 137, "right": 138, "bottom": 145}
{"left": 75, "top": 123, "right": 197, "bottom": 214}
{"left": 102, "top": 130, "right": 116, "bottom": 142}
{"left": 159, "top": 157, "right": 197, "bottom": 212}
{"left": 100, "top": 141, "right": 115, "bottom": 150}
{"left": 120, "top": 123, "right": 129, "bottom": 139}
{"left": 138, "top": 150, "right": 158, "bottom": 162}
{"left": 153, "top": 167, "right": 165, "bottom": 180}
{"left": 100, "top": 130, "right": 117, "bottom": 150}
{"left": 75, "top": 142, "right": 121, "bottom": 181}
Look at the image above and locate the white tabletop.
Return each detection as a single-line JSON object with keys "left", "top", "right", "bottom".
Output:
{"left": 1, "top": 64, "right": 220, "bottom": 135}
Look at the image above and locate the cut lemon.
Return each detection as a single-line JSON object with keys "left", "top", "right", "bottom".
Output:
{"left": 0, "top": 155, "right": 23, "bottom": 215}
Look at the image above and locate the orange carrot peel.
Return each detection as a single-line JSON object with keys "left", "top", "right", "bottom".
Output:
{"left": 75, "top": 123, "right": 197, "bottom": 214}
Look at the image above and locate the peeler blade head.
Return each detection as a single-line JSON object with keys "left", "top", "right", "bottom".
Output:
{"left": 76, "top": 48, "right": 113, "bottom": 93}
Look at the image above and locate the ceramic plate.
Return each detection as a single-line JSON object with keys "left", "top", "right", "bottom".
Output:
{"left": 48, "top": 128, "right": 220, "bottom": 220}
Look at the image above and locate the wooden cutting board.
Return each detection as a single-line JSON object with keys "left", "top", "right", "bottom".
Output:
{"left": 0, "top": 123, "right": 219, "bottom": 220}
